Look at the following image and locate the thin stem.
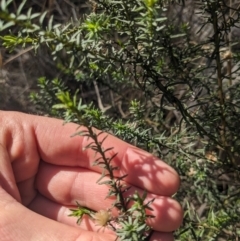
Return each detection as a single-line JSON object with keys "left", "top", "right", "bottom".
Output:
{"left": 228, "top": 0, "right": 232, "bottom": 86}
{"left": 211, "top": 1, "right": 236, "bottom": 165}
{"left": 212, "top": 1, "right": 226, "bottom": 149}
{"left": 87, "top": 126, "right": 127, "bottom": 212}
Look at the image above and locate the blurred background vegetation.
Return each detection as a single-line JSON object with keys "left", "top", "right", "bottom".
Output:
{"left": 0, "top": 0, "right": 240, "bottom": 240}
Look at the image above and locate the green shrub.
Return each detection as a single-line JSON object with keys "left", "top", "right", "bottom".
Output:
{"left": 1, "top": 0, "right": 240, "bottom": 240}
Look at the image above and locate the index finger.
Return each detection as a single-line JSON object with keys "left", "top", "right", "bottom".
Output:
{"left": 32, "top": 113, "right": 180, "bottom": 196}
{"left": 4, "top": 111, "right": 180, "bottom": 196}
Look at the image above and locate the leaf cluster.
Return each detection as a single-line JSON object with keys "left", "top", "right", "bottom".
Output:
{"left": 1, "top": 0, "right": 240, "bottom": 240}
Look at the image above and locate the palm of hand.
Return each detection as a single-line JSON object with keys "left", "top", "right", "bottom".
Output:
{"left": 0, "top": 111, "right": 182, "bottom": 241}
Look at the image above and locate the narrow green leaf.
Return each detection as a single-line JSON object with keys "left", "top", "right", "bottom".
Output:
{"left": 48, "top": 15, "right": 54, "bottom": 31}
{"left": 1, "top": 0, "right": 12, "bottom": 12}
{"left": 52, "top": 103, "right": 66, "bottom": 109}
{"left": 1, "top": 21, "right": 14, "bottom": 31}
{"left": 17, "top": 0, "right": 27, "bottom": 15}
{"left": 16, "top": 14, "right": 27, "bottom": 21}
{"left": 39, "top": 11, "right": 48, "bottom": 25}
{"left": 30, "top": 12, "right": 41, "bottom": 19}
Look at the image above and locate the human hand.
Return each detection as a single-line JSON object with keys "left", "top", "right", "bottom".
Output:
{"left": 0, "top": 111, "right": 182, "bottom": 241}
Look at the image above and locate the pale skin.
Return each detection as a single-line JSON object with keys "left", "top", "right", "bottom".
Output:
{"left": 0, "top": 111, "right": 183, "bottom": 241}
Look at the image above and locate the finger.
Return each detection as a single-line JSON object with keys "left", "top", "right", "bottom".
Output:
{"left": 35, "top": 162, "right": 183, "bottom": 232}
{"left": 0, "top": 144, "right": 21, "bottom": 202}
{"left": 28, "top": 194, "right": 116, "bottom": 234}
{"left": 0, "top": 111, "right": 40, "bottom": 190}
{"left": 0, "top": 111, "right": 179, "bottom": 196}
{"left": 3, "top": 111, "right": 179, "bottom": 196}
{"left": 149, "top": 232, "right": 174, "bottom": 241}
{"left": 29, "top": 194, "right": 175, "bottom": 241}
{"left": 0, "top": 187, "right": 116, "bottom": 241}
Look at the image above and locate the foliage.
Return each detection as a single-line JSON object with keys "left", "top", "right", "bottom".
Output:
{"left": 53, "top": 90, "right": 155, "bottom": 240}
{"left": 1, "top": 0, "right": 240, "bottom": 240}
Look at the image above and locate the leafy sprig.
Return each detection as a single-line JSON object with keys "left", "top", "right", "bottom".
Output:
{"left": 54, "top": 91, "right": 154, "bottom": 240}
